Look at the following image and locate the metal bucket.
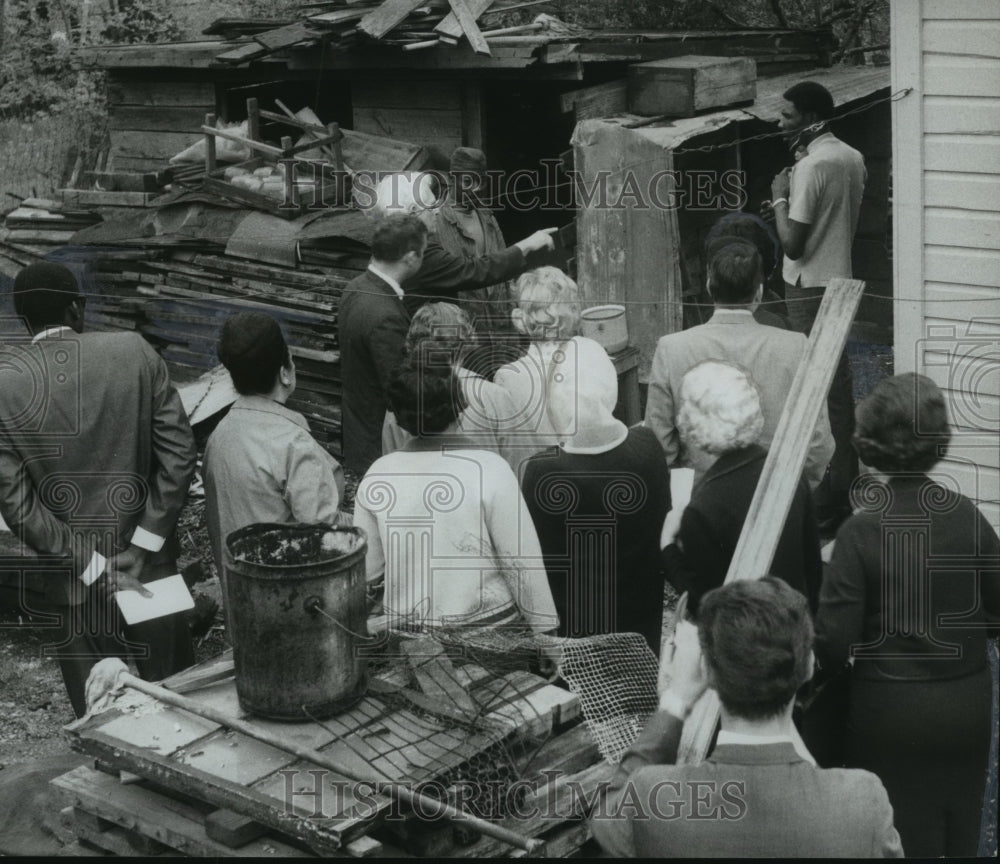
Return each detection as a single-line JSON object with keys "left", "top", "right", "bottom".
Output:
{"left": 581, "top": 304, "right": 628, "bottom": 354}
{"left": 225, "top": 522, "right": 369, "bottom": 720}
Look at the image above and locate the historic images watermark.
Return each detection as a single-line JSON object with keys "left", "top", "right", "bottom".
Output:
{"left": 276, "top": 767, "right": 749, "bottom": 823}
{"left": 271, "top": 162, "right": 749, "bottom": 213}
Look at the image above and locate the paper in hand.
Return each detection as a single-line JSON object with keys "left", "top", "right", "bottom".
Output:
{"left": 115, "top": 574, "right": 194, "bottom": 625}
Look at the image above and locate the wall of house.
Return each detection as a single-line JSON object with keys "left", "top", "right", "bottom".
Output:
{"left": 892, "top": 0, "right": 1000, "bottom": 527}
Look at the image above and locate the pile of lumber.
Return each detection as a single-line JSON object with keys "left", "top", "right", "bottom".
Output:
{"left": 213, "top": 0, "right": 564, "bottom": 63}
{"left": 0, "top": 198, "right": 102, "bottom": 279}
{"left": 92, "top": 248, "right": 356, "bottom": 454}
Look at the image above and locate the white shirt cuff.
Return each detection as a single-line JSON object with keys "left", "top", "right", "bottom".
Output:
{"left": 130, "top": 526, "right": 165, "bottom": 553}
{"left": 80, "top": 551, "right": 107, "bottom": 586}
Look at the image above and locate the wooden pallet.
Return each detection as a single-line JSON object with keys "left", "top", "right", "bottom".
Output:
{"left": 59, "top": 650, "right": 607, "bottom": 857}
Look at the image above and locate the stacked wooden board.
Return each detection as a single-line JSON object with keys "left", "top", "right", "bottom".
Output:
{"left": 0, "top": 199, "right": 102, "bottom": 282}
{"left": 56, "top": 649, "right": 610, "bottom": 857}
{"left": 92, "top": 248, "right": 352, "bottom": 454}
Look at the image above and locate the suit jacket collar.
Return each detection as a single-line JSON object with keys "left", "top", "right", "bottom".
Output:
{"left": 707, "top": 308, "right": 756, "bottom": 325}
{"left": 367, "top": 263, "right": 404, "bottom": 298}
{"left": 363, "top": 266, "right": 406, "bottom": 300}
{"left": 708, "top": 741, "right": 806, "bottom": 766}
{"left": 231, "top": 395, "right": 308, "bottom": 431}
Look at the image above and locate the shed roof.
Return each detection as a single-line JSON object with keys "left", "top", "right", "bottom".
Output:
{"left": 584, "top": 63, "right": 891, "bottom": 151}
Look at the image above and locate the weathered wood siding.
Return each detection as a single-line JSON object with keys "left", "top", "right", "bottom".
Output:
{"left": 106, "top": 74, "right": 217, "bottom": 173}
{"left": 893, "top": 0, "right": 1000, "bottom": 527}
{"left": 351, "top": 80, "right": 473, "bottom": 168}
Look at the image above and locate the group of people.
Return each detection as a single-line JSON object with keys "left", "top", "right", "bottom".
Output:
{"left": 0, "top": 80, "right": 996, "bottom": 859}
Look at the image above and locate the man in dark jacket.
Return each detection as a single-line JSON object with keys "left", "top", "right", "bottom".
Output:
{"left": 0, "top": 262, "right": 196, "bottom": 716}
{"left": 340, "top": 213, "right": 557, "bottom": 474}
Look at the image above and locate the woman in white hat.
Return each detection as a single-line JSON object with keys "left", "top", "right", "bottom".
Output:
{"left": 520, "top": 337, "right": 671, "bottom": 654}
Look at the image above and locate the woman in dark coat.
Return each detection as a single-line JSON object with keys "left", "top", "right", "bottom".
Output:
{"left": 814, "top": 373, "right": 1000, "bottom": 857}
{"left": 660, "top": 360, "right": 822, "bottom": 616}
{"left": 521, "top": 337, "right": 671, "bottom": 654}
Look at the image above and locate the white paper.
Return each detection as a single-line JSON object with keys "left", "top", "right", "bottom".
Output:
{"left": 115, "top": 574, "right": 194, "bottom": 625}
{"left": 669, "top": 467, "right": 695, "bottom": 512}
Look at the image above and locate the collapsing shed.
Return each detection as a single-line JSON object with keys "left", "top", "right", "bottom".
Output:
{"left": 572, "top": 64, "right": 892, "bottom": 374}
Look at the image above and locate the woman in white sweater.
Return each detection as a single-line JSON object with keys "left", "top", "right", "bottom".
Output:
{"left": 355, "top": 362, "right": 558, "bottom": 634}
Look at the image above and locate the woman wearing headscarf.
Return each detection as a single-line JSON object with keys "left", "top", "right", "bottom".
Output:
{"left": 814, "top": 373, "right": 1000, "bottom": 857}
{"left": 520, "top": 337, "right": 671, "bottom": 654}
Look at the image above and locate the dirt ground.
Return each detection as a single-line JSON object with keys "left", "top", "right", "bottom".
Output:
{"left": 0, "top": 493, "right": 226, "bottom": 770}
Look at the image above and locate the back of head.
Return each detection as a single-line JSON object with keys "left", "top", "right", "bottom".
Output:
{"left": 218, "top": 311, "right": 289, "bottom": 395}
{"left": 707, "top": 240, "right": 763, "bottom": 306}
{"left": 853, "top": 372, "right": 951, "bottom": 473}
{"left": 782, "top": 80, "right": 835, "bottom": 122}
{"left": 699, "top": 577, "right": 814, "bottom": 720}
{"left": 371, "top": 213, "right": 428, "bottom": 263}
{"left": 12, "top": 261, "right": 81, "bottom": 333}
{"left": 705, "top": 213, "right": 780, "bottom": 281}
{"left": 388, "top": 361, "right": 466, "bottom": 438}
{"left": 678, "top": 360, "right": 764, "bottom": 456}
{"left": 512, "top": 266, "right": 581, "bottom": 340}
{"left": 405, "top": 302, "right": 474, "bottom": 365}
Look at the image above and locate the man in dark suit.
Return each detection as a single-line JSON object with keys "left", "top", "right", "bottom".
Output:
{"left": 590, "top": 578, "right": 903, "bottom": 858}
{"left": 339, "top": 214, "right": 557, "bottom": 474}
{"left": 339, "top": 215, "right": 426, "bottom": 476}
{"left": 0, "top": 261, "right": 197, "bottom": 716}
{"left": 644, "top": 240, "right": 834, "bottom": 487}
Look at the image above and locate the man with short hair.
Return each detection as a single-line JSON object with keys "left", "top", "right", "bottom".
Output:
{"left": 340, "top": 213, "right": 558, "bottom": 474}
{"left": 0, "top": 261, "right": 196, "bottom": 716}
{"left": 644, "top": 241, "right": 833, "bottom": 487}
{"left": 590, "top": 578, "right": 904, "bottom": 858}
{"left": 339, "top": 214, "right": 428, "bottom": 475}
{"left": 203, "top": 311, "right": 343, "bottom": 601}
{"left": 769, "top": 79, "right": 866, "bottom": 530}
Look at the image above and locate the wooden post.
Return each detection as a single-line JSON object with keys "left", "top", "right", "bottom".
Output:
{"left": 246, "top": 97, "right": 260, "bottom": 143}
{"left": 676, "top": 278, "right": 866, "bottom": 765}
{"left": 280, "top": 135, "right": 295, "bottom": 209}
{"left": 204, "top": 113, "right": 217, "bottom": 174}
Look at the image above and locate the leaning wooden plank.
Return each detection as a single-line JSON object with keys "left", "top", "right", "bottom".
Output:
{"left": 435, "top": 0, "right": 492, "bottom": 39}
{"left": 52, "top": 766, "right": 306, "bottom": 857}
{"left": 677, "top": 278, "right": 866, "bottom": 766}
{"left": 357, "top": 0, "right": 428, "bottom": 39}
{"left": 446, "top": 0, "right": 491, "bottom": 55}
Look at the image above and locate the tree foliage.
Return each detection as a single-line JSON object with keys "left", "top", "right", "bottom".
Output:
{"left": 0, "top": 0, "right": 181, "bottom": 118}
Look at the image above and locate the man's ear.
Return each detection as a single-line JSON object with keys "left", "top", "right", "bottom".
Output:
{"left": 805, "top": 650, "right": 816, "bottom": 683}
{"left": 705, "top": 279, "right": 714, "bottom": 301}
{"left": 511, "top": 307, "right": 527, "bottom": 335}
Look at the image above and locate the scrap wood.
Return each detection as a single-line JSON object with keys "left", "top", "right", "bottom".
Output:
{"left": 214, "top": 21, "right": 324, "bottom": 64}
{"left": 402, "top": 637, "right": 478, "bottom": 715}
{"left": 357, "top": 0, "right": 429, "bottom": 39}
{"left": 81, "top": 660, "right": 544, "bottom": 854}
{"left": 445, "top": 0, "right": 491, "bottom": 54}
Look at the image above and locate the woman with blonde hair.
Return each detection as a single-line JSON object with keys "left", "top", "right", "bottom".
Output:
{"left": 492, "top": 266, "right": 604, "bottom": 474}
{"left": 661, "top": 360, "right": 822, "bottom": 616}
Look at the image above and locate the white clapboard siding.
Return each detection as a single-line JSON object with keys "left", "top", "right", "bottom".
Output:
{"left": 924, "top": 55, "right": 1000, "bottom": 97}
{"left": 894, "top": 0, "right": 1000, "bottom": 527}
{"left": 925, "top": 173, "right": 1000, "bottom": 211}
